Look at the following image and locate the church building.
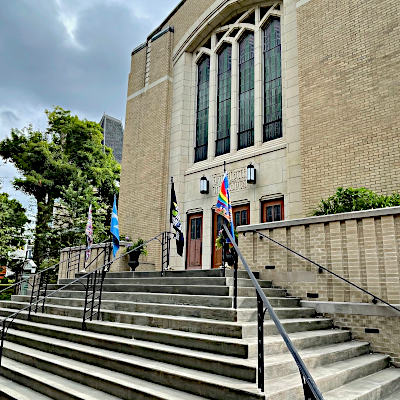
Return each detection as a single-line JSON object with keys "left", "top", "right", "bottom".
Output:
{"left": 118, "top": 0, "right": 400, "bottom": 270}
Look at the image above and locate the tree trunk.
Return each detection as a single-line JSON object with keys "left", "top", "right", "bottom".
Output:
{"left": 33, "top": 195, "right": 55, "bottom": 266}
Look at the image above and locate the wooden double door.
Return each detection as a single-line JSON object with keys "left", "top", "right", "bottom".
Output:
{"left": 212, "top": 204, "right": 250, "bottom": 269}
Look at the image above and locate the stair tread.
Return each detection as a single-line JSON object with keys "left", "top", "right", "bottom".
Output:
{"left": 2, "top": 358, "right": 121, "bottom": 400}
{"left": 264, "top": 340, "right": 370, "bottom": 366}
{"left": 4, "top": 341, "right": 263, "bottom": 397}
{"left": 264, "top": 354, "right": 389, "bottom": 394}
{"left": 2, "top": 357, "right": 207, "bottom": 400}
{"left": 383, "top": 388, "right": 400, "bottom": 399}
{"left": 7, "top": 327, "right": 256, "bottom": 368}
{"left": 0, "top": 375, "right": 53, "bottom": 400}
{"left": 323, "top": 368, "right": 400, "bottom": 399}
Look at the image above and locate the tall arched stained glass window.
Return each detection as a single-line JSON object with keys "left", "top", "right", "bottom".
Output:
{"left": 263, "top": 19, "right": 282, "bottom": 142}
{"left": 238, "top": 32, "right": 254, "bottom": 150}
{"left": 216, "top": 45, "right": 232, "bottom": 156}
{"left": 195, "top": 56, "right": 210, "bottom": 162}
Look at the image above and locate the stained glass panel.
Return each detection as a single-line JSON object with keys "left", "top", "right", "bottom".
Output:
{"left": 216, "top": 45, "right": 232, "bottom": 156}
{"left": 263, "top": 19, "right": 282, "bottom": 142}
{"left": 238, "top": 32, "right": 254, "bottom": 150}
{"left": 195, "top": 56, "right": 210, "bottom": 162}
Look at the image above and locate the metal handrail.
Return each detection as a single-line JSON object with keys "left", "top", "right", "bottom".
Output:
{"left": 223, "top": 225, "right": 324, "bottom": 399}
{"left": 254, "top": 230, "right": 400, "bottom": 315}
{"left": 0, "top": 245, "right": 89, "bottom": 297}
{"left": 0, "top": 231, "right": 172, "bottom": 367}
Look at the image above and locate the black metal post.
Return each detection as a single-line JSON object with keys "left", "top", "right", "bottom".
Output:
{"left": 0, "top": 319, "right": 6, "bottom": 368}
{"left": 233, "top": 253, "right": 238, "bottom": 309}
{"left": 28, "top": 274, "right": 37, "bottom": 321}
{"left": 82, "top": 274, "right": 90, "bottom": 330}
{"left": 257, "top": 291, "right": 265, "bottom": 392}
{"left": 41, "top": 271, "right": 48, "bottom": 313}
{"left": 90, "top": 270, "right": 98, "bottom": 321}
{"left": 96, "top": 266, "right": 106, "bottom": 320}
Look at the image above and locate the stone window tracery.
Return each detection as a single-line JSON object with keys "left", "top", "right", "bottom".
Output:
{"left": 193, "top": 3, "right": 282, "bottom": 163}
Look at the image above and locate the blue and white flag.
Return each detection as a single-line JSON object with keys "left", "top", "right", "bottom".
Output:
{"left": 110, "top": 197, "right": 119, "bottom": 258}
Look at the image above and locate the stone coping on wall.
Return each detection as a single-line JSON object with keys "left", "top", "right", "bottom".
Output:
{"left": 237, "top": 206, "right": 400, "bottom": 232}
{"left": 301, "top": 300, "right": 400, "bottom": 318}
{"left": 60, "top": 241, "right": 130, "bottom": 253}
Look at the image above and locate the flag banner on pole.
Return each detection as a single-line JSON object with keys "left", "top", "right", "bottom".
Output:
{"left": 170, "top": 180, "right": 184, "bottom": 256}
{"left": 110, "top": 197, "right": 119, "bottom": 258}
{"left": 85, "top": 204, "right": 93, "bottom": 262}
{"left": 215, "top": 172, "right": 235, "bottom": 243}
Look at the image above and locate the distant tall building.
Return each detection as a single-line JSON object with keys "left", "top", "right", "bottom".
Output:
{"left": 99, "top": 114, "right": 124, "bottom": 164}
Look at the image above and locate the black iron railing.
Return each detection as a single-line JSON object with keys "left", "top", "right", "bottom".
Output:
{"left": 253, "top": 230, "right": 400, "bottom": 315}
{"left": 223, "top": 225, "right": 323, "bottom": 399}
{"left": 0, "top": 231, "right": 172, "bottom": 368}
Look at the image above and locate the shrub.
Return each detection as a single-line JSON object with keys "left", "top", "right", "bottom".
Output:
{"left": 312, "top": 187, "right": 400, "bottom": 216}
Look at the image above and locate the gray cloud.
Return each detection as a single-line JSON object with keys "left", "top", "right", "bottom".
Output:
{"left": 0, "top": 0, "right": 177, "bottom": 209}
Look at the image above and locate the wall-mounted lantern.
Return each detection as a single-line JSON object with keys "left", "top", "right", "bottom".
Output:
{"left": 200, "top": 175, "right": 209, "bottom": 194}
{"left": 247, "top": 163, "right": 256, "bottom": 184}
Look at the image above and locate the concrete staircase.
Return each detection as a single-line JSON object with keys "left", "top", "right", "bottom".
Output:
{"left": 0, "top": 268, "right": 398, "bottom": 399}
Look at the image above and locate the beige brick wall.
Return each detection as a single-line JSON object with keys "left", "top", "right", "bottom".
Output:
{"left": 120, "top": 75, "right": 172, "bottom": 269}
{"left": 325, "top": 313, "right": 400, "bottom": 367}
{"left": 161, "top": 0, "right": 216, "bottom": 48}
{"left": 127, "top": 47, "right": 146, "bottom": 97}
{"left": 238, "top": 209, "right": 400, "bottom": 304}
{"left": 297, "top": 0, "right": 400, "bottom": 215}
{"left": 149, "top": 33, "right": 173, "bottom": 84}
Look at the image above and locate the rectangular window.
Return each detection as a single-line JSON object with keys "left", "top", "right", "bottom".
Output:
{"left": 216, "top": 46, "right": 232, "bottom": 157}
{"left": 195, "top": 56, "right": 210, "bottom": 162}
{"left": 263, "top": 19, "right": 282, "bottom": 142}
{"left": 262, "top": 199, "right": 284, "bottom": 223}
{"left": 238, "top": 32, "right": 254, "bottom": 150}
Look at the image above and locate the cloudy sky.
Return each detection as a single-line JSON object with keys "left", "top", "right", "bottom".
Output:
{"left": 0, "top": 0, "right": 177, "bottom": 212}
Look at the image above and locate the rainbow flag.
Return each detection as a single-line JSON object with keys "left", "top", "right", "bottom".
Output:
{"left": 215, "top": 172, "right": 235, "bottom": 242}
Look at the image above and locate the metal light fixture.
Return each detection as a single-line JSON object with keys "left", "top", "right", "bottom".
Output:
{"left": 247, "top": 163, "right": 256, "bottom": 184}
{"left": 200, "top": 175, "right": 209, "bottom": 194}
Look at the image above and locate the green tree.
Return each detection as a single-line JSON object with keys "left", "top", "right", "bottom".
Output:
{"left": 312, "top": 187, "right": 400, "bottom": 216}
{"left": 0, "top": 188, "right": 28, "bottom": 266}
{"left": 0, "top": 107, "right": 120, "bottom": 265}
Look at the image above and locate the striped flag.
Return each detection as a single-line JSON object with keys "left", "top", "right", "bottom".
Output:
{"left": 110, "top": 197, "right": 119, "bottom": 258}
{"left": 215, "top": 172, "right": 235, "bottom": 242}
{"left": 85, "top": 204, "right": 93, "bottom": 262}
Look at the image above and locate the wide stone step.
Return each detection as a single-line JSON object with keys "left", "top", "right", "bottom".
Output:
{"left": 0, "top": 375, "right": 52, "bottom": 400}
{"left": 1, "top": 357, "right": 206, "bottom": 400}
{"left": 264, "top": 354, "right": 390, "bottom": 399}
{"left": 0, "top": 306, "right": 245, "bottom": 338}
{"left": 264, "top": 340, "right": 370, "bottom": 380}
{"left": 5, "top": 312, "right": 252, "bottom": 358}
{"left": 6, "top": 326, "right": 257, "bottom": 382}
{"left": 45, "top": 283, "right": 232, "bottom": 296}
{"left": 3, "top": 342, "right": 265, "bottom": 399}
{"left": 324, "top": 368, "right": 400, "bottom": 400}
{"left": 263, "top": 329, "right": 352, "bottom": 356}
{"left": 18, "top": 291, "right": 236, "bottom": 308}
{"left": 77, "top": 269, "right": 259, "bottom": 279}
{"left": 22, "top": 291, "right": 299, "bottom": 309}
{"left": 242, "top": 318, "right": 334, "bottom": 337}
{"left": 59, "top": 276, "right": 273, "bottom": 288}
{"left": 236, "top": 287, "right": 286, "bottom": 297}
{"left": 2, "top": 298, "right": 314, "bottom": 322}
{"left": 383, "top": 387, "right": 400, "bottom": 399}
